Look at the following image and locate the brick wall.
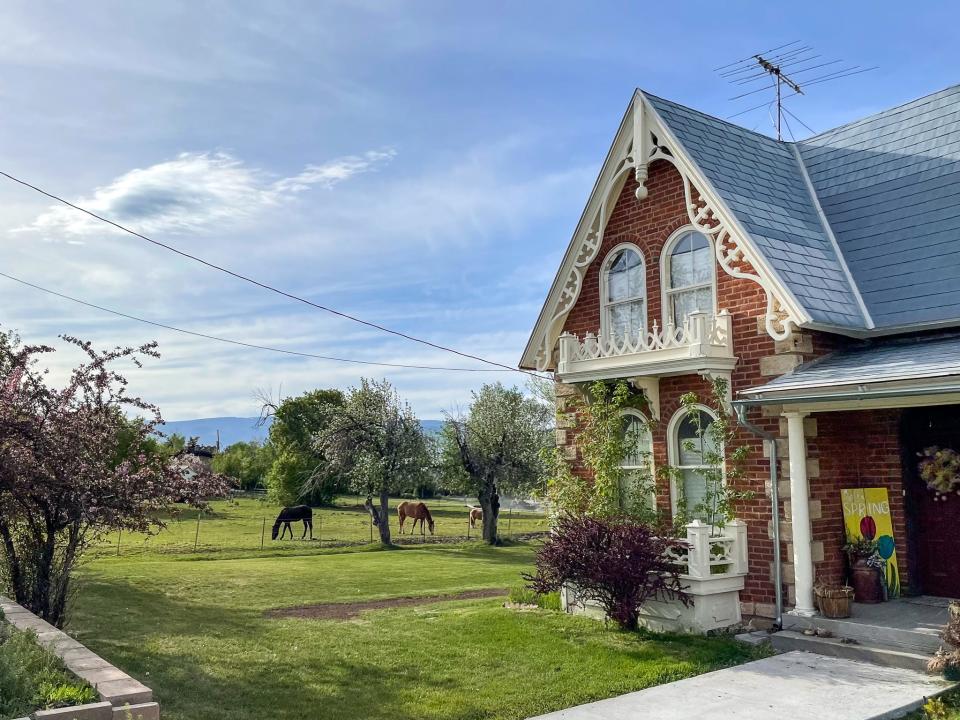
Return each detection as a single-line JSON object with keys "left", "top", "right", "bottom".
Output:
{"left": 552, "top": 157, "right": 911, "bottom": 613}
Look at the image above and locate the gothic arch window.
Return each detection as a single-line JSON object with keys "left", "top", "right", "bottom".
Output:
{"left": 601, "top": 244, "right": 646, "bottom": 339}
{"left": 620, "top": 409, "right": 655, "bottom": 513}
{"left": 662, "top": 228, "right": 716, "bottom": 328}
{"left": 667, "top": 404, "right": 722, "bottom": 522}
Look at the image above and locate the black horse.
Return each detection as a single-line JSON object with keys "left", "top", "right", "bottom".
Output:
{"left": 272, "top": 505, "right": 314, "bottom": 540}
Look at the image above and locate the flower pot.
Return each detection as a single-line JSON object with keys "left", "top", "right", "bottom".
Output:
{"left": 850, "top": 559, "right": 883, "bottom": 604}
{"left": 815, "top": 586, "right": 854, "bottom": 618}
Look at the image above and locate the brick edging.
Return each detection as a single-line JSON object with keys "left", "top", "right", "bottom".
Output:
{"left": 0, "top": 596, "right": 159, "bottom": 720}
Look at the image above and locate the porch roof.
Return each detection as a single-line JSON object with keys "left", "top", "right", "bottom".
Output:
{"left": 741, "top": 332, "right": 960, "bottom": 402}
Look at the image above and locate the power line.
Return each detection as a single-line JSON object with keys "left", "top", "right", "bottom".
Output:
{"left": 0, "top": 169, "right": 525, "bottom": 375}
{"left": 0, "top": 271, "right": 526, "bottom": 374}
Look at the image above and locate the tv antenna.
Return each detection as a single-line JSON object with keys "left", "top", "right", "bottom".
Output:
{"left": 717, "top": 42, "right": 878, "bottom": 140}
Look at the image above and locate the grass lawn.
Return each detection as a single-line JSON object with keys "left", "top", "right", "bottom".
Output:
{"left": 89, "top": 495, "right": 548, "bottom": 560}
{"left": 70, "top": 541, "right": 765, "bottom": 720}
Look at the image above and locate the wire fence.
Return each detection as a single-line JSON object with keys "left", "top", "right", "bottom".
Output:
{"left": 93, "top": 495, "right": 550, "bottom": 559}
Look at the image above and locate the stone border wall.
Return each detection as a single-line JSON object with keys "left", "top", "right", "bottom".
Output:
{"left": 0, "top": 596, "right": 159, "bottom": 720}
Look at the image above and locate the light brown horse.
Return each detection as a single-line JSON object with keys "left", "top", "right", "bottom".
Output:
{"left": 466, "top": 505, "right": 483, "bottom": 529}
{"left": 397, "top": 501, "right": 435, "bottom": 535}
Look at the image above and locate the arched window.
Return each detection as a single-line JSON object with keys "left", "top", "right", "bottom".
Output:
{"left": 620, "top": 410, "right": 654, "bottom": 513}
{"left": 602, "top": 245, "right": 646, "bottom": 338}
{"left": 667, "top": 405, "right": 721, "bottom": 521}
{"left": 663, "top": 229, "right": 715, "bottom": 328}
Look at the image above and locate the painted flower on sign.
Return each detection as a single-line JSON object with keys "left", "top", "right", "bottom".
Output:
{"left": 859, "top": 515, "right": 877, "bottom": 542}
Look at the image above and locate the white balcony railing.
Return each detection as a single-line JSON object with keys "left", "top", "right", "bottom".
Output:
{"left": 556, "top": 310, "right": 735, "bottom": 380}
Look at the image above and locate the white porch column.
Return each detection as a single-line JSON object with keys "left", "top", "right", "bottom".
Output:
{"left": 784, "top": 411, "right": 816, "bottom": 617}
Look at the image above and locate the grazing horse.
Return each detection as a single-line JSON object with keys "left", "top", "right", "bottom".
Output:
{"left": 466, "top": 505, "right": 483, "bottom": 529}
{"left": 397, "top": 501, "right": 435, "bottom": 535}
{"left": 272, "top": 505, "right": 313, "bottom": 540}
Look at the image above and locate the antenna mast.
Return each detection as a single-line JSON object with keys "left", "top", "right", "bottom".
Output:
{"left": 718, "top": 42, "right": 877, "bottom": 139}
{"left": 756, "top": 55, "right": 803, "bottom": 141}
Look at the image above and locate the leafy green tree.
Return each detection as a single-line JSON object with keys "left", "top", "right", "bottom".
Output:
{"left": 264, "top": 448, "right": 310, "bottom": 506}
{"left": 315, "top": 379, "right": 429, "bottom": 545}
{"left": 212, "top": 440, "right": 274, "bottom": 491}
{"left": 441, "top": 383, "right": 551, "bottom": 544}
{"left": 262, "top": 389, "right": 345, "bottom": 505}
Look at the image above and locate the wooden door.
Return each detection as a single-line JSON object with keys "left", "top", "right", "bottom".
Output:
{"left": 903, "top": 406, "right": 960, "bottom": 598}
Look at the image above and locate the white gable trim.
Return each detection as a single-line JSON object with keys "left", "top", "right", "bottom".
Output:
{"left": 520, "top": 91, "right": 810, "bottom": 372}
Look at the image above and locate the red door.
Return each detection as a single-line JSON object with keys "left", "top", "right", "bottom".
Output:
{"left": 904, "top": 406, "right": 960, "bottom": 598}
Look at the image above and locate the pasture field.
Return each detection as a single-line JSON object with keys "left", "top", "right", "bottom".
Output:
{"left": 70, "top": 531, "right": 765, "bottom": 720}
{"left": 89, "top": 495, "right": 549, "bottom": 559}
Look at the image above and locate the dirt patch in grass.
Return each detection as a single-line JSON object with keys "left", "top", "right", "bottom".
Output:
{"left": 266, "top": 588, "right": 509, "bottom": 621}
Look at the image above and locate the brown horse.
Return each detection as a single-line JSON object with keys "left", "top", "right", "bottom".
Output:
{"left": 397, "top": 501, "right": 435, "bottom": 535}
{"left": 466, "top": 505, "right": 483, "bottom": 529}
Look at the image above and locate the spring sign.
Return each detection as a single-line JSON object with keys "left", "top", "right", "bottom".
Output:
{"left": 841, "top": 488, "right": 900, "bottom": 599}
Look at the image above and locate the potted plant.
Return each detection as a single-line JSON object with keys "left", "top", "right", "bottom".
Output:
{"left": 814, "top": 583, "right": 854, "bottom": 618}
{"left": 844, "top": 538, "right": 884, "bottom": 604}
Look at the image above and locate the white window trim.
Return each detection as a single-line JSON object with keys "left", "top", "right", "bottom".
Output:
{"left": 620, "top": 408, "right": 656, "bottom": 513}
{"left": 666, "top": 403, "right": 722, "bottom": 519}
{"left": 659, "top": 225, "right": 718, "bottom": 329}
{"left": 600, "top": 242, "right": 647, "bottom": 339}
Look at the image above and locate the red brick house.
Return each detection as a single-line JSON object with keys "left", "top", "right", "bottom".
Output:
{"left": 521, "top": 85, "right": 960, "bottom": 628}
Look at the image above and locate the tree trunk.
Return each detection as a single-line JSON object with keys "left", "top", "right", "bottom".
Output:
{"left": 364, "top": 492, "right": 393, "bottom": 546}
{"left": 478, "top": 481, "right": 501, "bottom": 545}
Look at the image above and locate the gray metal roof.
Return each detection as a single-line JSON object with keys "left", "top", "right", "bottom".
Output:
{"left": 644, "top": 85, "right": 960, "bottom": 334}
{"left": 744, "top": 333, "right": 960, "bottom": 394}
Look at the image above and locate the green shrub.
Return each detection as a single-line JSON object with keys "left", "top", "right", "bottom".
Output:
{"left": 0, "top": 623, "right": 96, "bottom": 718}
{"left": 508, "top": 585, "right": 561, "bottom": 611}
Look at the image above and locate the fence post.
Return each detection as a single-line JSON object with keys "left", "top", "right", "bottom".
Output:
{"left": 508, "top": 507, "right": 513, "bottom": 539}
{"left": 116, "top": 529, "right": 122, "bottom": 557}
{"left": 369, "top": 514, "right": 373, "bottom": 543}
{"left": 260, "top": 517, "right": 266, "bottom": 550}
{"left": 318, "top": 512, "right": 322, "bottom": 548}
{"left": 467, "top": 517, "right": 470, "bottom": 540}
{"left": 194, "top": 510, "right": 202, "bottom": 552}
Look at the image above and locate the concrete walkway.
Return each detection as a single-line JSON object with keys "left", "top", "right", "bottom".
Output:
{"left": 527, "top": 651, "right": 953, "bottom": 720}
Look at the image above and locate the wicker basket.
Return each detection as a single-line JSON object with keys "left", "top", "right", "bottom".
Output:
{"left": 815, "top": 586, "right": 854, "bottom": 618}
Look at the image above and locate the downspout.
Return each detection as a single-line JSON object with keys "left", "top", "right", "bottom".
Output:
{"left": 733, "top": 402, "right": 783, "bottom": 631}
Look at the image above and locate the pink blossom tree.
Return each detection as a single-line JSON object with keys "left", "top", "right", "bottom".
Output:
{"left": 0, "top": 331, "right": 229, "bottom": 627}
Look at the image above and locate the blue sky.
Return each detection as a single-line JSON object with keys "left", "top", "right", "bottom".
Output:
{"left": 1, "top": 1, "right": 958, "bottom": 420}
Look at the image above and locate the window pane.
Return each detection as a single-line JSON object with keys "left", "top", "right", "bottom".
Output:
{"left": 671, "top": 287, "right": 713, "bottom": 326}
{"left": 670, "top": 247, "right": 694, "bottom": 288}
{"left": 608, "top": 249, "right": 643, "bottom": 302}
{"left": 670, "top": 232, "right": 712, "bottom": 289}
{"left": 682, "top": 468, "right": 709, "bottom": 515}
{"left": 676, "top": 411, "right": 716, "bottom": 465}
{"left": 622, "top": 415, "right": 652, "bottom": 467}
{"left": 609, "top": 300, "right": 645, "bottom": 337}
{"left": 691, "top": 243, "right": 712, "bottom": 284}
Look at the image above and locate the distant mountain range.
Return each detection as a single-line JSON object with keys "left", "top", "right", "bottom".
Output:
{"left": 159, "top": 416, "right": 446, "bottom": 448}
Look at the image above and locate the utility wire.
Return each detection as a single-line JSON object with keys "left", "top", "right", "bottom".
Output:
{"left": 0, "top": 169, "right": 527, "bottom": 375}
{"left": 0, "top": 271, "right": 526, "bottom": 374}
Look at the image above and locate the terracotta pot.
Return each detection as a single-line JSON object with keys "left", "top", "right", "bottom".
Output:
{"left": 850, "top": 558, "right": 883, "bottom": 603}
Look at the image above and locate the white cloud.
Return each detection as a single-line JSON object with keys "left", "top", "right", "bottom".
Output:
{"left": 18, "top": 149, "right": 395, "bottom": 238}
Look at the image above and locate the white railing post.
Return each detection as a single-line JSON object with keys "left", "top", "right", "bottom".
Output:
{"left": 685, "top": 519, "right": 711, "bottom": 580}
{"left": 728, "top": 519, "right": 749, "bottom": 575}
{"left": 687, "top": 311, "right": 708, "bottom": 357}
{"left": 557, "top": 333, "right": 574, "bottom": 373}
